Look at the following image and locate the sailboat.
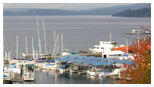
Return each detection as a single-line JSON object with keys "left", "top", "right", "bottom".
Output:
{"left": 22, "top": 16, "right": 52, "bottom": 60}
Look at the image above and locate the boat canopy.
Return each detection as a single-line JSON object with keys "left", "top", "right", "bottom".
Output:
{"left": 55, "top": 55, "right": 133, "bottom": 66}
{"left": 60, "top": 65, "right": 69, "bottom": 69}
{"left": 10, "top": 65, "right": 16, "bottom": 68}
{"left": 3, "top": 75, "right": 7, "bottom": 78}
{"left": 24, "top": 64, "right": 34, "bottom": 67}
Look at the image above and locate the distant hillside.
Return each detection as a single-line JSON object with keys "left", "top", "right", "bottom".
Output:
{"left": 81, "top": 3, "right": 149, "bottom": 15}
{"left": 3, "top": 3, "right": 150, "bottom": 16}
{"left": 112, "top": 7, "right": 151, "bottom": 17}
{"left": 3, "top": 9, "right": 82, "bottom": 16}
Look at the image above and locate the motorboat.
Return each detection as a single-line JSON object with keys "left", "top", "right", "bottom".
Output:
{"left": 23, "top": 63, "right": 35, "bottom": 81}
{"left": 128, "top": 29, "right": 151, "bottom": 35}
{"left": 69, "top": 65, "right": 79, "bottom": 73}
{"left": 59, "top": 65, "right": 70, "bottom": 73}
{"left": 88, "top": 67, "right": 104, "bottom": 76}
{"left": 99, "top": 69, "right": 120, "bottom": 77}
{"left": 48, "top": 62, "right": 62, "bottom": 71}
{"left": 3, "top": 74, "right": 12, "bottom": 84}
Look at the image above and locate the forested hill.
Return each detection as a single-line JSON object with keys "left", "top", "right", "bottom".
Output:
{"left": 112, "top": 8, "right": 151, "bottom": 17}
{"left": 4, "top": 4, "right": 150, "bottom": 16}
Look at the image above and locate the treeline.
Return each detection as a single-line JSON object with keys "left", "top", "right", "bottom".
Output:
{"left": 112, "top": 8, "right": 151, "bottom": 17}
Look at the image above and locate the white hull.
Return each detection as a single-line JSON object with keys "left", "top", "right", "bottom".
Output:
{"left": 23, "top": 72, "right": 35, "bottom": 81}
{"left": 89, "top": 72, "right": 98, "bottom": 76}
{"left": 59, "top": 68, "right": 69, "bottom": 73}
{"left": 98, "top": 69, "right": 124, "bottom": 77}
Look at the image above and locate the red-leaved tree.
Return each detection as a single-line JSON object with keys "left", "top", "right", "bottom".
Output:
{"left": 120, "top": 36, "right": 151, "bottom": 84}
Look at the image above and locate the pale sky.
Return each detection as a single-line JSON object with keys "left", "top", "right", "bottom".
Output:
{"left": 4, "top": 3, "right": 135, "bottom": 10}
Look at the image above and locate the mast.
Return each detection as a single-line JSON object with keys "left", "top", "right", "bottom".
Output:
{"left": 36, "top": 16, "right": 42, "bottom": 56}
{"left": 52, "top": 35, "right": 59, "bottom": 57}
{"left": 61, "top": 33, "right": 63, "bottom": 55}
{"left": 5, "top": 51, "right": 7, "bottom": 59}
{"left": 56, "top": 35, "right": 59, "bottom": 56}
{"left": 32, "top": 37, "right": 35, "bottom": 59}
{"left": 16, "top": 35, "right": 18, "bottom": 59}
{"left": 4, "top": 36, "right": 9, "bottom": 59}
{"left": 54, "top": 30, "right": 56, "bottom": 55}
{"left": 110, "top": 32, "right": 112, "bottom": 42}
{"left": 8, "top": 52, "right": 10, "bottom": 60}
{"left": 43, "top": 18, "right": 47, "bottom": 54}
{"left": 25, "top": 35, "right": 28, "bottom": 54}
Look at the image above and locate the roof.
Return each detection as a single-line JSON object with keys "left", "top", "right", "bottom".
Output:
{"left": 112, "top": 46, "right": 129, "bottom": 52}
{"left": 54, "top": 55, "right": 133, "bottom": 66}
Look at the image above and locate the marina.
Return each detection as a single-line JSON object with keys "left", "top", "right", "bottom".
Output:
{"left": 3, "top": 15, "right": 151, "bottom": 84}
{"left": 3, "top": 55, "right": 133, "bottom": 84}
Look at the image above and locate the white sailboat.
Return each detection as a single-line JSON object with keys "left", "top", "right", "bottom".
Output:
{"left": 22, "top": 16, "right": 52, "bottom": 59}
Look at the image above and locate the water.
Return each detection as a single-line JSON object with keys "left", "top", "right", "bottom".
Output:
{"left": 14, "top": 70, "right": 117, "bottom": 84}
{"left": 3, "top": 16, "right": 151, "bottom": 58}
{"left": 4, "top": 15, "right": 150, "bottom": 84}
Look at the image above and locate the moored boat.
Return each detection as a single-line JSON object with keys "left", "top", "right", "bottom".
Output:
{"left": 22, "top": 63, "right": 35, "bottom": 81}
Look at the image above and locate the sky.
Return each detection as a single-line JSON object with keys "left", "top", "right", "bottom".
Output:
{"left": 3, "top": 3, "right": 135, "bottom": 10}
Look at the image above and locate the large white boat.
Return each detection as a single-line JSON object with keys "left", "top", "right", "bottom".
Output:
{"left": 89, "top": 41, "right": 117, "bottom": 54}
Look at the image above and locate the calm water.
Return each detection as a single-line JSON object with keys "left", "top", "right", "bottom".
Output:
{"left": 3, "top": 16, "right": 151, "bottom": 58}
{"left": 14, "top": 70, "right": 117, "bottom": 84}
{"left": 4, "top": 15, "right": 150, "bottom": 84}
{"left": 33, "top": 70, "right": 117, "bottom": 84}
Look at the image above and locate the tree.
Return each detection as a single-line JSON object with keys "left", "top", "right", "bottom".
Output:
{"left": 120, "top": 36, "right": 151, "bottom": 84}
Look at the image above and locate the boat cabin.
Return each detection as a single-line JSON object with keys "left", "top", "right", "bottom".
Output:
{"left": 89, "top": 41, "right": 117, "bottom": 53}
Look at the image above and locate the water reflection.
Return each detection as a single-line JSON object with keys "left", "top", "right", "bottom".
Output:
{"left": 12, "top": 69, "right": 117, "bottom": 84}
{"left": 33, "top": 70, "right": 117, "bottom": 84}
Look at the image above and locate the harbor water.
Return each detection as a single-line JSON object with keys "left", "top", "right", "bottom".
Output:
{"left": 4, "top": 16, "right": 151, "bottom": 58}
{"left": 4, "top": 15, "right": 151, "bottom": 84}
{"left": 13, "top": 69, "right": 117, "bottom": 84}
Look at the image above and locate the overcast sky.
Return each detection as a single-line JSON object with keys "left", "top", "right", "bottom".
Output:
{"left": 4, "top": 3, "right": 135, "bottom": 10}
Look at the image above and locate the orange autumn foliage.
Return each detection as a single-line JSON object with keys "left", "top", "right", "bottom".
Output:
{"left": 112, "top": 46, "right": 129, "bottom": 52}
{"left": 120, "top": 36, "right": 151, "bottom": 84}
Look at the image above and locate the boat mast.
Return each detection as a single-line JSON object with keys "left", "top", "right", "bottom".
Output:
{"left": 4, "top": 36, "right": 9, "bottom": 59}
{"left": 32, "top": 37, "right": 35, "bottom": 59}
{"left": 11, "top": 42, "right": 14, "bottom": 60}
{"left": 36, "top": 16, "right": 42, "bottom": 56}
{"left": 61, "top": 33, "right": 63, "bottom": 56}
{"left": 4, "top": 50, "right": 7, "bottom": 59}
{"left": 54, "top": 30, "right": 56, "bottom": 55}
{"left": 52, "top": 35, "right": 59, "bottom": 57}
{"left": 25, "top": 35, "right": 28, "bottom": 54}
{"left": 56, "top": 35, "right": 59, "bottom": 56}
{"left": 43, "top": 18, "right": 47, "bottom": 54}
{"left": 110, "top": 32, "right": 112, "bottom": 42}
{"left": 16, "top": 35, "right": 18, "bottom": 59}
{"left": 8, "top": 52, "right": 10, "bottom": 60}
